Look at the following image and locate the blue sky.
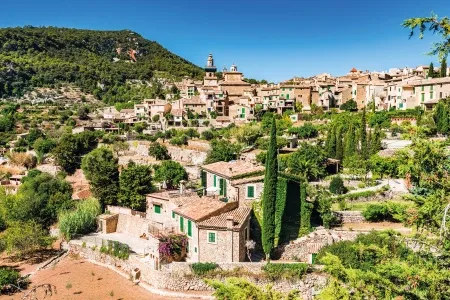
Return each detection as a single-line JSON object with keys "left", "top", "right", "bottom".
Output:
{"left": 1, "top": 0, "right": 449, "bottom": 82}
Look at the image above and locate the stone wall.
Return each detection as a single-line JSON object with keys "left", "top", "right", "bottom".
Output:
{"left": 333, "top": 211, "right": 367, "bottom": 224}
{"left": 167, "top": 146, "right": 207, "bottom": 166}
{"left": 279, "top": 228, "right": 361, "bottom": 261}
{"left": 69, "top": 242, "right": 327, "bottom": 299}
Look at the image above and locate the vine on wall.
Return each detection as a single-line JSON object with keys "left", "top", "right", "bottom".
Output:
{"left": 299, "top": 183, "right": 312, "bottom": 236}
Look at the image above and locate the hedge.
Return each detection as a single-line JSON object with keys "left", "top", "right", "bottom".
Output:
{"left": 191, "top": 262, "right": 219, "bottom": 276}
{"left": 262, "top": 263, "right": 309, "bottom": 280}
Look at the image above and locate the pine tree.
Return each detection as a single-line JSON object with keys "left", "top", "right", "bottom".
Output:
{"left": 335, "top": 127, "right": 344, "bottom": 161}
{"left": 441, "top": 58, "right": 448, "bottom": 78}
{"left": 367, "top": 128, "right": 372, "bottom": 156}
{"left": 360, "top": 107, "right": 368, "bottom": 160}
{"left": 262, "top": 116, "right": 278, "bottom": 261}
{"left": 429, "top": 62, "right": 435, "bottom": 78}
{"left": 326, "top": 126, "right": 337, "bottom": 158}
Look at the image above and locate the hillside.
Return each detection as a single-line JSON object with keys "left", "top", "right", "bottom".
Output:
{"left": 0, "top": 26, "right": 204, "bottom": 102}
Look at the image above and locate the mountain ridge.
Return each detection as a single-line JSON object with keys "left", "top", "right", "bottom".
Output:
{"left": 0, "top": 26, "right": 204, "bottom": 102}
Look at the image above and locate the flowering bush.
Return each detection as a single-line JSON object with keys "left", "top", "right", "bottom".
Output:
{"left": 158, "top": 234, "right": 188, "bottom": 263}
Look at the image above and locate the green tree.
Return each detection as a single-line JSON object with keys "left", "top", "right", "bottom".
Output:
{"left": 52, "top": 134, "right": 81, "bottom": 174}
{"left": 82, "top": 147, "right": 119, "bottom": 208}
{"left": 339, "top": 99, "right": 357, "bottom": 111}
{"left": 118, "top": 162, "right": 153, "bottom": 211}
{"left": 287, "top": 143, "right": 326, "bottom": 181}
{"left": 329, "top": 176, "right": 346, "bottom": 195}
{"left": 205, "top": 139, "right": 242, "bottom": 164}
{"left": 148, "top": 142, "right": 170, "bottom": 160}
{"left": 441, "top": 57, "right": 447, "bottom": 77}
{"left": 153, "top": 160, "right": 188, "bottom": 189}
{"left": 429, "top": 62, "right": 435, "bottom": 78}
{"left": 262, "top": 117, "right": 278, "bottom": 261}
{"left": 325, "top": 126, "right": 336, "bottom": 158}
{"left": 1, "top": 221, "right": 52, "bottom": 259}
{"left": 335, "top": 127, "right": 344, "bottom": 161}
{"left": 360, "top": 108, "right": 368, "bottom": 160}
{"left": 344, "top": 124, "right": 356, "bottom": 159}
{"left": 1, "top": 171, "right": 73, "bottom": 228}
{"left": 403, "top": 13, "right": 450, "bottom": 61}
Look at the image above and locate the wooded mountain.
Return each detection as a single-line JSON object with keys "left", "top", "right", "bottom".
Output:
{"left": 0, "top": 26, "right": 204, "bottom": 102}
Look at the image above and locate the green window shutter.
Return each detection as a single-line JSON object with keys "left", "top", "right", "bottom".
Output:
{"left": 208, "top": 232, "right": 216, "bottom": 243}
{"left": 422, "top": 86, "right": 424, "bottom": 91}
{"left": 188, "top": 220, "right": 192, "bottom": 237}
{"left": 286, "top": 94, "right": 289, "bottom": 99}
{"left": 172, "top": 211, "right": 175, "bottom": 219}
{"left": 421, "top": 94, "right": 425, "bottom": 102}
{"left": 247, "top": 186, "right": 255, "bottom": 198}
{"left": 213, "top": 175, "right": 217, "bottom": 187}
{"left": 194, "top": 247, "right": 197, "bottom": 253}
{"left": 430, "top": 92, "right": 434, "bottom": 99}
{"left": 180, "top": 216, "right": 184, "bottom": 232}
{"left": 430, "top": 85, "right": 434, "bottom": 91}
{"left": 219, "top": 178, "right": 224, "bottom": 196}
{"left": 154, "top": 205, "right": 161, "bottom": 214}
{"left": 201, "top": 171, "right": 206, "bottom": 188}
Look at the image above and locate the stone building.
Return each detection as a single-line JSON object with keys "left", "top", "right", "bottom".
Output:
{"left": 200, "top": 160, "right": 265, "bottom": 203}
{"left": 145, "top": 190, "right": 251, "bottom": 263}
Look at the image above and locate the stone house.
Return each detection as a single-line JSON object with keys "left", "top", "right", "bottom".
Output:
{"left": 145, "top": 190, "right": 251, "bottom": 263}
{"left": 200, "top": 160, "right": 265, "bottom": 204}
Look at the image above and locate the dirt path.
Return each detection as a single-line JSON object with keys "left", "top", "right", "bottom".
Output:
{"left": 1, "top": 256, "right": 205, "bottom": 300}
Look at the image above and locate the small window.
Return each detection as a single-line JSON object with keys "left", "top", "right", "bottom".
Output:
{"left": 188, "top": 220, "right": 192, "bottom": 237}
{"left": 154, "top": 205, "right": 161, "bottom": 214}
{"left": 208, "top": 231, "right": 216, "bottom": 244}
{"left": 172, "top": 211, "right": 176, "bottom": 219}
{"left": 247, "top": 185, "right": 255, "bottom": 199}
{"left": 194, "top": 247, "right": 197, "bottom": 253}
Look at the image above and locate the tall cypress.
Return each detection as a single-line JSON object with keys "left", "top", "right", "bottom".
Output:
{"left": 326, "top": 126, "right": 337, "bottom": 158}
{"left": 262, "top": 116, "right": 278, "bottom": 261}
{"left": 344, "top": 124, "right": 356, "bottom": 159}
{"left": 335, "top": 126, "right": 344, "bottom": 161}
{"left": 442, "top": 106, "right": 450, "bottom": 135}
{"left": 371, "top": 126, "right": 382, "bottom": 155}
{"left": 360, "top": 107, "right": 368, "bottom": 160}
{"left": 441, "top": 58, "right": 447, "bottom": 78}
{"left": 429, "top": 62, "right": 435, "bottom": 78}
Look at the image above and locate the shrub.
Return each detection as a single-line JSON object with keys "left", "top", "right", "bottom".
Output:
{"left": 362, "top": 202, "right": 409, "bottom": 222}
{"left": 169, "top": 135, "right": 188, "bottom": 146}
{"left": 191, "top": 262, "right": 219, "bottom": 276}
{"left": 99, "top": 240, "right": 130, "bottom": 260}
{"left": 0, "top": 221, "right": 52, "bottom": 258}
{"left": 148, "top": 142, "right": 170, "bottom": 160}
{"left": 58, "top": 198, "right": 101, "bottom": 240}
{"left": 0, "top": 267, "right": 27, "bottom": 292}
{"left": 329, "top": 176, "right": 346, "bottom": 195}
{"left": 262, "top": 263, "right": 309, "bottom": 280}
{"left": 201, "top": 130, "right": 215, "bottom": 141}
{"left": 158, "top": 234, "right": 188, "bottom": 263}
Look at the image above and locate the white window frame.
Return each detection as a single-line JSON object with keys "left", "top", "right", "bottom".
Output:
{"left": 246, "top": 184, "right": 256, "bottom": 199}
{"left": 207, "top": 230, "right": 217, "bottom": 244}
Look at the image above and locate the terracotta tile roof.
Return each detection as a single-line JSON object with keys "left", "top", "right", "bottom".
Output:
{"left": 198, "top": 206, "right": 251, "bottom": 231}
{"left": 171, "top": 109, "right": 183, "bottom": 116}
{"left": 173, "top": 197, "right": 236, "bottom": 222}
{"left": 183, "top": 97, "right": 205, "bottom": 105}
{"left": 201, "top": 160, "right": 264, "bottom": 179}
{"left": 231, "top": 175, "right": 265, "bottom": 185}
{"left": 120, "top": 109, "right": 135, "bottom": 113}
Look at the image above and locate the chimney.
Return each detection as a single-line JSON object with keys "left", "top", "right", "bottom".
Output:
{"left": 179, "top": 180, "right": 186, "bottom": 194}
{"left": 226, "top": 216, "right": 234, "bottom": 230}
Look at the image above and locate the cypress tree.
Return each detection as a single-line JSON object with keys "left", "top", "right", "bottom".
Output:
{"left": 441, "top": 58, "right": 447, "bottom": 78}
{"left": 434, "top": 102, "right": 444, "bottom": 132}
{"left": 344, "top": 124, "right": 356, "bottom": 159}
{"left": 326, "top": 125, "right": 336, "bottom": 158}
{"left": 335, "top": 126, "right": 344, "bottom": 161}
{"left": 360, "top": 107, "right": 368, "bottom": 160}
{"left": 442, "top": 106, "right": 450, "bottom": 135}
{"left": 262, "top": 116, "right": 278, "bottom": 261}
{"left": 371, "top": 126, "right": 382, "bottom": 155}
{"left": 367, "top": 128, "right": 372, "bottom": 156}
{"left": 429, "top": 62, "right": 435, "bottom": 78}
